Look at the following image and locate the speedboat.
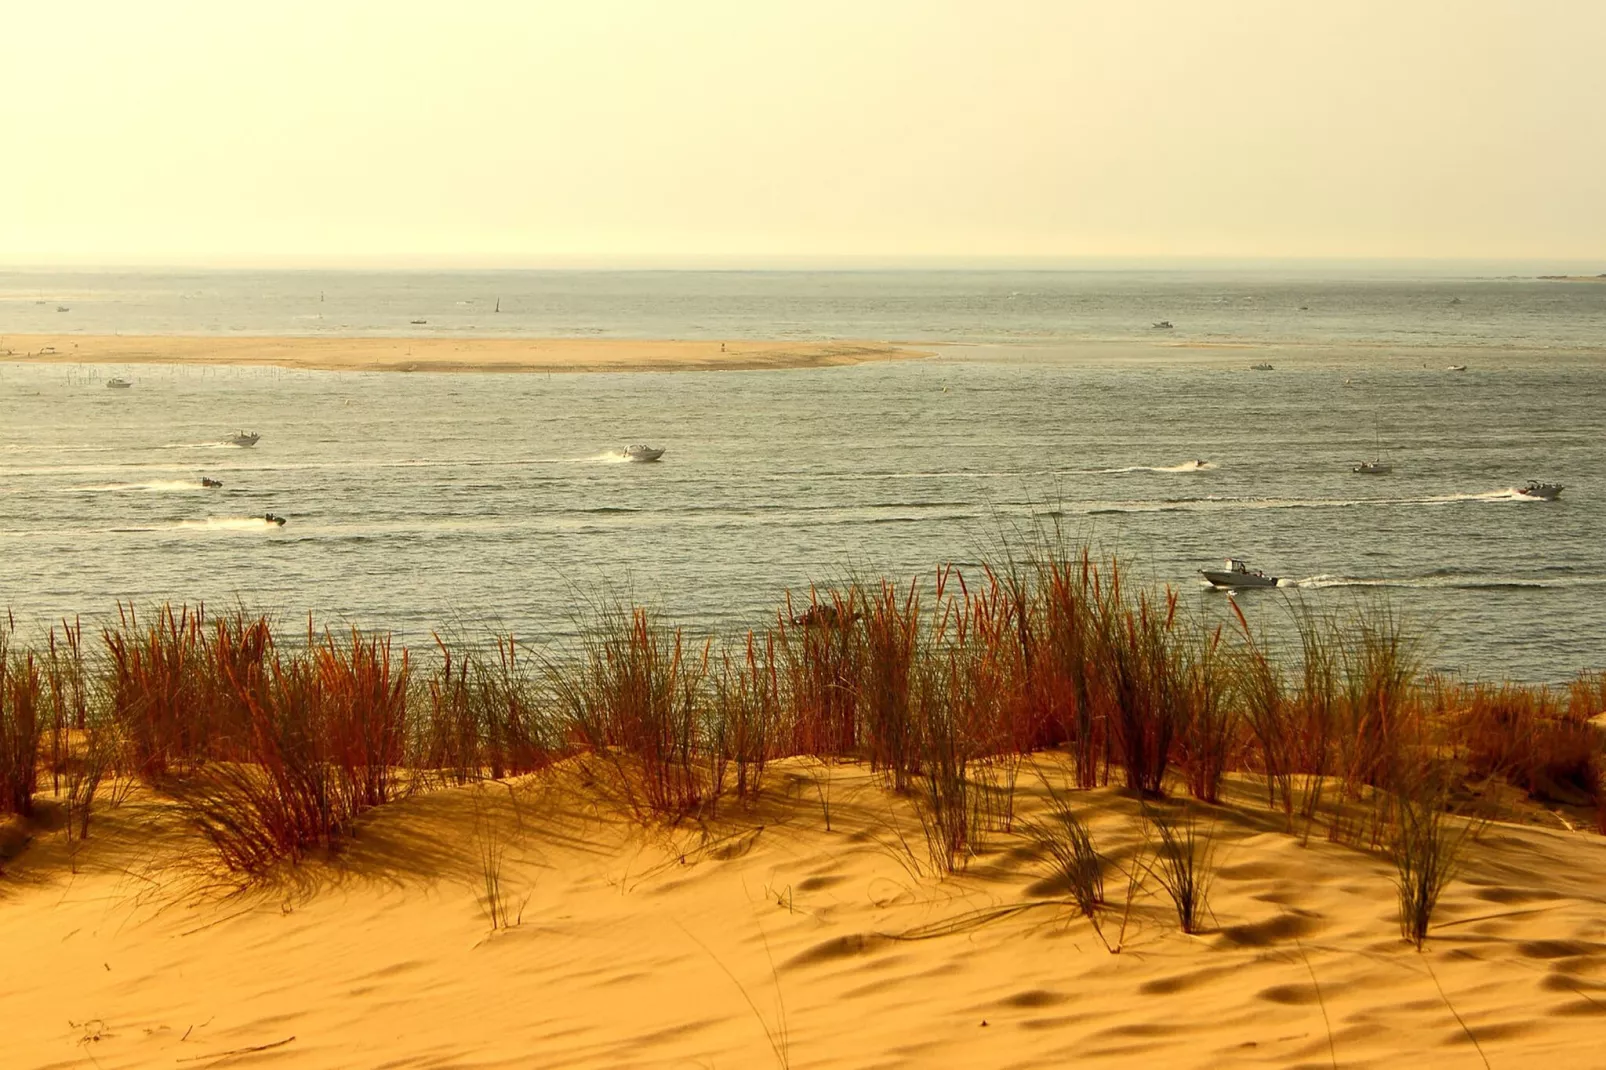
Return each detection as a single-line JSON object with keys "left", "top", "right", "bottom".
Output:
{"left": 1250, "top": 362, "right": 1274, "bottom": 371}
{"left": 201, "top": 477, "right": 223, "bottom": 488}
{"left": 1447, "top": 364, "right": 1468, "bottom": 372}
{"left": 1152, "top": 320, "right": 1174, "bottom": 330}
{"left": 1515, "top": 480, "right": 1563, "bottom": 500}
{"left": 228, "top": 431, "right": 260, "bottom": 447}
{"left": 622, "top": 444, "right": 664, "bottom": 462}
{"left": 106, "top": 377, "right": 132, "bottom": 389}
{"left": 1201, "top": 558, "right": 1279, "bottom": 589}
{"left": 263, "top": 513, "right": 287, "bottom": 526}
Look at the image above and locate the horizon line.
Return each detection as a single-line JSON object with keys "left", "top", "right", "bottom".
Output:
{"left": 2, "top": 254, "right": 1602, "bottom": 274}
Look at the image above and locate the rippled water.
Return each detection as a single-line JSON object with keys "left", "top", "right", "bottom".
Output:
{"left": 2, "top": 271, "right": 1604, "bottom": 681}
{"left": 5, "top": 267, "right": 1606, "bottom": 347}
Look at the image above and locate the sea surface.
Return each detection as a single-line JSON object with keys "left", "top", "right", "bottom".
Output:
{"left": 2, "top": 269, "right": 1604, "bottom": 681}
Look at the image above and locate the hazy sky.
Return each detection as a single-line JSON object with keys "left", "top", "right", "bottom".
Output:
{"left": 3, "top": 1, "right": 1603, "bottom": 265}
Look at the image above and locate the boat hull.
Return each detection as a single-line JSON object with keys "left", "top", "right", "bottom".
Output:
{"left": 1201, "top": 570, "right": 1279, "bottom": 589}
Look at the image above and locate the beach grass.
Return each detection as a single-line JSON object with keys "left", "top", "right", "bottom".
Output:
{"left": 0, "top": 535, "right": 1601, "bottom": 904}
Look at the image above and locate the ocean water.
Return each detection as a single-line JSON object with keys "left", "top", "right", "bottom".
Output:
{"left": 2, "top": 269, "right": 1604, "bottom": 681}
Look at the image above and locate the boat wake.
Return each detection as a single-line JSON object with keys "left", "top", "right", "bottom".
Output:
{"left": 1423, "top": 488, "right": 1544, "bottom": 504}
{"left": 1285, "top": 572, "right": 1604, "bottom": 591}
{"left": 72, "top": 479, "right": 210, "bottom": 493}
{"left": 177, "top": 517, "right": 285, "bottom": 532}
{"left": 1085, "top": 488, "right": 1551, "bottom": 515}
{"left": 1097, "top": 461, "right": 1216, "bottom": 473}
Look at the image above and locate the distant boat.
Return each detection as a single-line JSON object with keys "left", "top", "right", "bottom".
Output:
{"left": 201, "top": 477, "right": 224, "bottom": 488}
{"left": 263, "top": 513, "right": 287, "bottom": 526}
{"left": 1447, "top": 364, "right": 1468, "bottom": 372}
{"left": 1515, "top": 480, "right": 1563, "bottom": 500}
{"left": 622, "top": 444, "right": 665, "bottom": 462}
{"left": 1250, "top": 362, "right": 1274, "bottom": 371}
{"left": 105, "top": 377, "right": 132, "bottom": 389}
{"left": 228, "top": 431, "right": 261, "bottom": 447}
{"left": 1353, "top": 419, "right": 1391, "bottom": 474}
{"left": 1152, "top": 320, "right": 1174, "bottom": 330}
{"left": 1201, "top": 558, "right": 1279, "bottom": 589}
{"left": 410, "top": 319, "right": 427, "bottom": 325}
{"left": 56, "top": 305, "right": 69, "bottom": 312}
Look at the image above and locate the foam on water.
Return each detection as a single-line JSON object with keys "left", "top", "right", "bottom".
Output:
{"left": 73, "top": 479, "right": 209, "bottom": 493}
{"left": 176, "top": 517, "right": 285, "bottom": 532}
{"left": 1097, "top": 461, "right": 1217, "bottom": 474}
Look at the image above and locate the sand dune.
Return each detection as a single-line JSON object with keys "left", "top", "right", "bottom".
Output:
{"left": 0, "top": 335, "right": 925, "bottom": 374}
{"left": 4, "top": 761, "right": 1605, "bottom": 1069}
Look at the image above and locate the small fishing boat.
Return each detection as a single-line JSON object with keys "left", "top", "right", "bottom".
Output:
{"left": 1250, "top": 362, "right": 1274, "bottom": 371}
{"left": 1152, "top": 320, "right": 1174, "bottom": 330}
{"left": 1447, "top": 364, "right": 1468, "bottom": 372}
{"left": 201, "top": 477, "right": 224, "bottom": 488}
{"left": 105, "top": 377, "right": 132, "bottom": 389}
{"left": 56, "top": 305, "right": 69, "bottom": 312}
{"left": 264, "top": 513, "right": 287, "bottom": 526}
{"left": 1201, "top": 558, "right": 1279, "bottom": 589}
{"left": 622, "top": 444, "right": 665, "bottom": 462}
{"left": 410, "top": 319, "right": 427, "bottom": 325}
{"left": 228, "top": 431, "right": 261, "bottom": 447}
{"left": 1515, "top": 481, "right": 1563, "bottom": 500}
{"left": 1353, "top": 420, "right": 1391, "bottom": 474}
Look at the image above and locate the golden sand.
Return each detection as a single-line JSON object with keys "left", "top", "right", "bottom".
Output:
{"left": 0, "top": 335, "right": 927, "bottom": 374}
{"left": 4, "top": 763, "right": 1604, "bottom": 1068}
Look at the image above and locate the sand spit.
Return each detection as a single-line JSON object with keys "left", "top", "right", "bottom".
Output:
{"left": 0, "top": 336, "right": 927, "bottom": 374}
{"left": 4, "top": 763, "right": 1605, "bottom": 1069}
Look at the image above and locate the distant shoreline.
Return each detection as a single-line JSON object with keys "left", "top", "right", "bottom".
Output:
{"left": 4, "top": 334, "right": 1605, "bottom": 374}
{"left": 0, "top": 335, "right": 929, "bottom": 373}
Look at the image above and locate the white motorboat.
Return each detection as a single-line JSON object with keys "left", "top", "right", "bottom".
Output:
{"left": 622, "top": 444, "right": 664, "bottom": 462}
{"left": 1515, "top": 480, "right": 1563, "bottom": 500}
{"left": 105, "top": 377, "right": 132, "bottom": 389}
{"left": 1447, "top": 364, "right": 1468, "bottom": 372}
{"left": 1201, "top": 558, "right": 1279, "bottom": 589}
{"left": 228, "top": 431, "right": 261, "bottom": 447}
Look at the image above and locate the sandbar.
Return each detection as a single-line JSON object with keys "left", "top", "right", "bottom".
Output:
{"left": 0, "top": 334, "right": 928, "bottom": 374}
